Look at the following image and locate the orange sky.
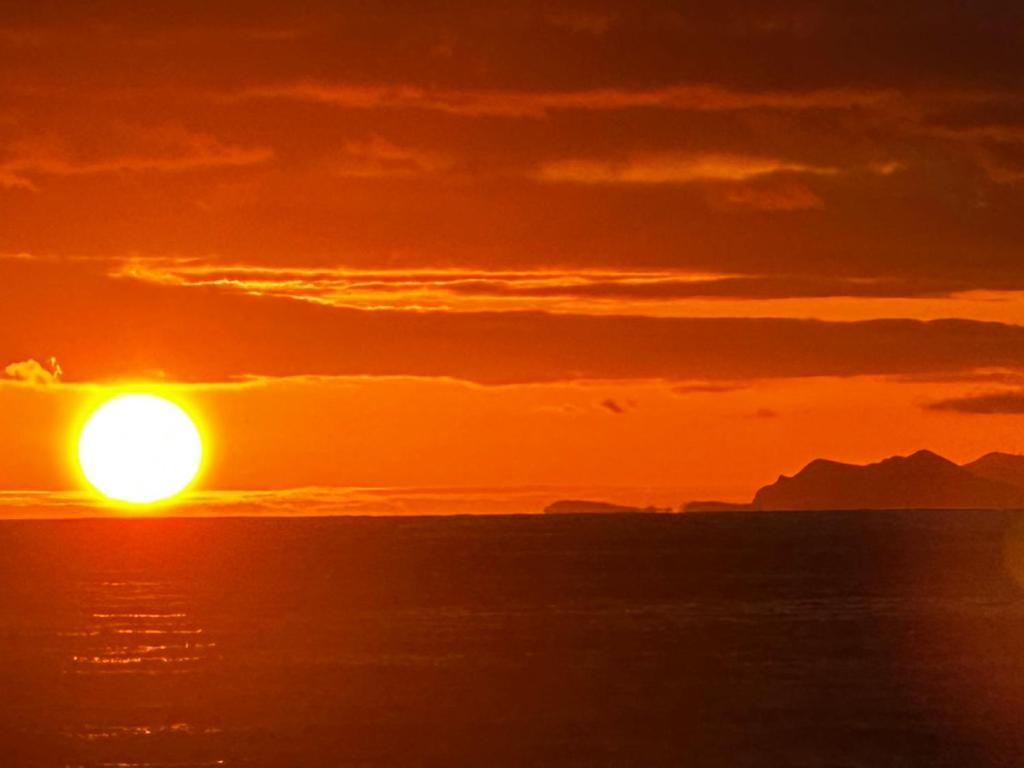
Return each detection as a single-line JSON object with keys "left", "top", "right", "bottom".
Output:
{"left": 3, "top": 1, "right": 1024, "bottom": 513}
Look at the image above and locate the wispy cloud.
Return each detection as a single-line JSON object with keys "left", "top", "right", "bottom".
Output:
{"left": 333, "top": 135, "right": 450, "bottom": 178}
{"left": 535, "top": 153, "right": 839, "bottom": 184}
{"left": 237, "top": 82, "right": 894, "bottom": 118}
{"left": 0, "top": 129, "right": 272, "bottom": 190}
{"left": 110, "top": 260, "right": 994, "bottom": 312}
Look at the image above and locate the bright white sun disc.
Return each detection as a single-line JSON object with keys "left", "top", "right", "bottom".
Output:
{"left": 78, "top": 394, "right": 202, "bottom": 504}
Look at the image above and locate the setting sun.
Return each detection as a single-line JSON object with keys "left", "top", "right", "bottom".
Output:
{"left": 77, "top": 393, "right": 202, "bottom": 504}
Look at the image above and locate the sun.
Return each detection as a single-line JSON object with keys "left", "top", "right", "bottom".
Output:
{"left": 77, "top": 393, "right": 203, "bottom": 504}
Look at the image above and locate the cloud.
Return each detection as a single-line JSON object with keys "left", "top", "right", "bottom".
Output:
{"left": 4, "top": 357, "right": 61, "bottom": 386}
{"left": 4, "top": 83, "right": 1024, "bottom": 287}
{"left": 0, "top": 129, "right": 272, "bottom": 190}
{"left": 444, "top": 275, "right": 966, "bottom": 301}
{"left": 15, "top": 258, "right": 1024, "bottom": 385}
{"left": 535, "top": 153, "right": 838, "bottom": 184}
{"left": 927, "top": 391, "right": 1024, "bottom": 414}
{"left": 912, "top": 116, "right": 1024, "bottom": 184}
{"left": 0, "top": 169, "right": 37, "bottom": 191}
{"left": 2, "top": 2, "right": 1021, "bottom": 99}
{"left": 333, "top": 135, "right": 450, "bottom": 178}
{"left": 237, "top": 82, "right": 894, "bottom": 118}
{"left": 534, "top": 152, "right": 907, "bottom": 186}
{"left": 108, "top": 259, "right": 1020, "bottom": 316}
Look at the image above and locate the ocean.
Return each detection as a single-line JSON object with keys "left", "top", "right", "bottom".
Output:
{"left": 2, "top": 509, "right": 1024, "bottom": 766}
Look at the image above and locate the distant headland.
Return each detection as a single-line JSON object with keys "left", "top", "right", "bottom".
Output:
{"left": 686, "top": 450, "right": 1024, "bottom": 512}
{"left": 544, "top": 451, "right": 1024, "bottom": 515}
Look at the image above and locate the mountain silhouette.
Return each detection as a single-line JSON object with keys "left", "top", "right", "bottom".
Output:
{"left": 687, "top": 450, "right": 1024, "bottom": 512}
{"left": 961, "top": 452, "right": 1024, "bottom": 490}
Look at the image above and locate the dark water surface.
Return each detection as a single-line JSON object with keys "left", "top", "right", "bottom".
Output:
{"left": 2, "top": 510, "right": 1024, "bottom": 766}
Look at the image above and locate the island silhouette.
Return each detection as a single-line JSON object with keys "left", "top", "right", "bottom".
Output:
{"left": 544, "top": 500, "right": 670, "bottom": 515}
{"left": 547, "top": 451, "right": 1024, "bottom": 514}
{"left": 690, "top": 450, "right": 1024, "bottom": 511}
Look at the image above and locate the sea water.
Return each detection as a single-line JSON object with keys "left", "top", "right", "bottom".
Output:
{"left": 1, "top": 510, "right": 1023, "bottom": 766}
